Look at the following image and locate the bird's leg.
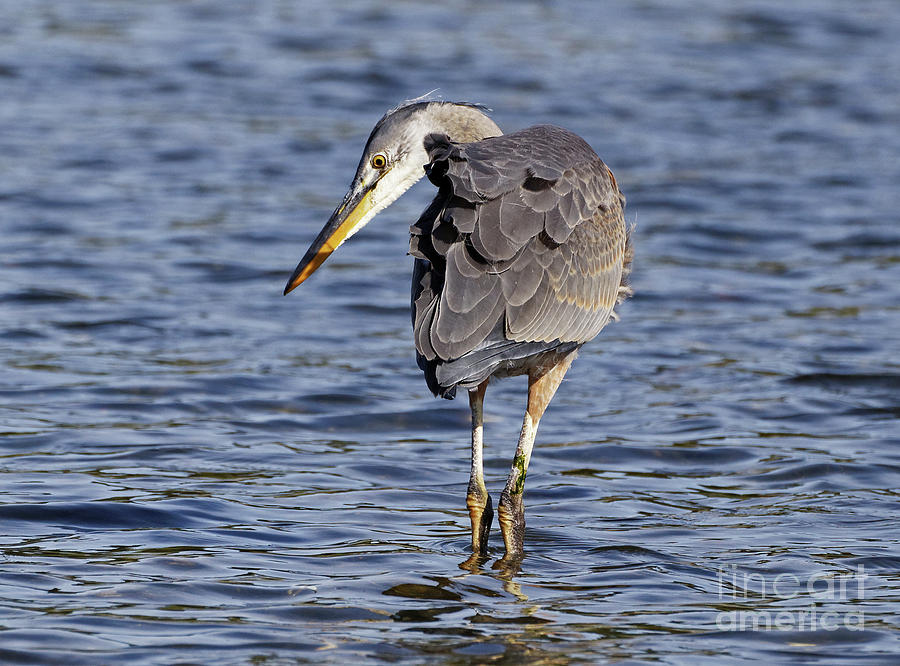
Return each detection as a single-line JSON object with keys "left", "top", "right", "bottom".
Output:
{"left": 497, "top": 352, "right": 576, "bottom": 560}
{"left": 467, "top": 379, "right": 493, "bottom": 554}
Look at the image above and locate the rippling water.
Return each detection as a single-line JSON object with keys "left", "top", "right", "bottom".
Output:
{"left": 2, "top": 0, "right": 899, "bottom": 663}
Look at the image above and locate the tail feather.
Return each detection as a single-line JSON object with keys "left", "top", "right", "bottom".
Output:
{"left": 429, "top": 338, "right": 579, "bottom": 398}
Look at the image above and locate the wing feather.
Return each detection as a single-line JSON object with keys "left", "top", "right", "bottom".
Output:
{"left": 410, "top": 124, "right": 631, "bottom": 396}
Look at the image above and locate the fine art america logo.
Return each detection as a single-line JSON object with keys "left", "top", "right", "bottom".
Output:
{"left": 716, "top": 565, "right": 867, "bottom": 631}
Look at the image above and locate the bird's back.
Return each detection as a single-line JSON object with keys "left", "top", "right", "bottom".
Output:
{"left": 410, "top": 125, "right": 631, "bottom": 398}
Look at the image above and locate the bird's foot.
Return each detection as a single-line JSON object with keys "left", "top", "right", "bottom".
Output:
{"left": 491, "top": 551, "right": 524, "bottom": 575}
{"left": 466, "top": 489, "right": 493, "bottom": 555}
{"left": 497, "top": 490, "right": 525, "bottom": 560}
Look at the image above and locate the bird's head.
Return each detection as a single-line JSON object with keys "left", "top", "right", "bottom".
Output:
{"left": 283, "top": 100, "right": 501, "bottom": 294}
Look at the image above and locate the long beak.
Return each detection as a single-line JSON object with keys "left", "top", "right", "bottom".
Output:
{"left": 283, "top": 183, "right": 376, "bottom": 295}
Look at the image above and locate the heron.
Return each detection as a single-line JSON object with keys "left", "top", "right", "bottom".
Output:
{"left": 284, "top": 100, "right": 632, "bottom": 561}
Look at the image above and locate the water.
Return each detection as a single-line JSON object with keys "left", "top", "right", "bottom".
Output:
{"left": 2, "top": 0, "right": 899, "bottom": 662}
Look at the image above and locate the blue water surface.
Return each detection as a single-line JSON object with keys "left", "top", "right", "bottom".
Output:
{"left": 1, "top": 1, "right": 899, "bottom": 663}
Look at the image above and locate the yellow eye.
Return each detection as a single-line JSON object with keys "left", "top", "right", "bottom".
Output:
{"left": 371, "top": 154, "right": 387, "bottom": 169}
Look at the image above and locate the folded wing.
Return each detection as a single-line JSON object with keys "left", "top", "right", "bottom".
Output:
{"left": 410, "top": 125, "right": 631, "bottom": 397}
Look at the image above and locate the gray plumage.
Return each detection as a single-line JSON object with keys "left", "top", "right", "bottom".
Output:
{"left": 410, "top": 124, "right": 631, "bottom": 398}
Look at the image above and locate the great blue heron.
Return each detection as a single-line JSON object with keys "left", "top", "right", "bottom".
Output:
{"left": 284, "top": 100, "right": 632, "bottom": 562}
